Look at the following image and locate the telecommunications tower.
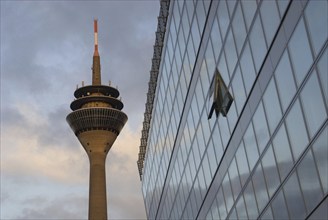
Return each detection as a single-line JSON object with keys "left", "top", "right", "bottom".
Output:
{"left": 66, "top": 20, "right": 128, "bottom": 220}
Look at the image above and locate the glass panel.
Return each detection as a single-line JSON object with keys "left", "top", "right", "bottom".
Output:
{"left": 261, "top": 206, "right": 273, "bottom": 220}
{"left": 285, "top": 99, "right": 309, "bottom": 160}
{"left": 240, "top": 42, "right": 256, "bottom": 94}
{"left": 218, "top": 0, "right": 230, "bottom": 39}
{"left": 202, "top": 155, "right": 213, "bottom": 188}
{"left": 196, "top": 0, "right": 206, "bottom": 32}
{"left": 205, "top": 40, "right": 216, "bottom": 77}
{"left": 263, "top": 77, "right": 282, "bottom": 134}
{"left": 305, "top": 0, "right": 328, "bottom": 55}
{"left": 217, "top": 187, "right": 228, "bottom": 219}
{"left": 241, "top": 0, "right": 257, "bottom": 31}
{"left": 229, "top": 158, "right": 242, "bottom": 201}
{"left": 298, "top": 150, "right": 323, "bottom": 213}
{"left": 244, "top": 181, "right": 258, "bottom": 219}
{"left": 260, "top": 0, "right": 280, "bottom": 46}
{"left": 191, "top": 18, "right": 201, "bottom": 50}
{"left": 228, "top": 207, "right": 237, "bottom": 220}
{"left": 249, "top": 15, "right": 267, "bottom": 72}
{"left": 277, "top": 0, "right": 289, "bottom": 17}
{"left": 222, "top": 173, "right": 234, "bottom": 212}
{"left": 244, "top": 122, "right": 259, "bottom": 171}
{"left": 274, "top": 50, "right": 297, "bottom": 112}
{"left": 273, "top": 124, "right": 294, "bottom": 181}
{"left": 226, "top": 0, "right": 236, "bottom": 16}
{"left": 211, "top": 200, "right": 220, "bottom": 220}
{"left": 317, "top": 48, "right": 327, "bottom": 101}
{"left": 211, "top": 17, "right": 222, "bottom": 61}
{"left": 212, "top": 125, "right": 224, "bottom": 162}
{"left": 232, "top": 2, "right": 247, "bottom": 54}
{"left": 271, "top": 190, "right": 289, "bottom": 219}
{"left": 236, "top": 195, "right": 248, "bottom": 219}
{"left": 308, "top": 196, "right": 328, "bottom": 220}
{"left": 207, "top": 141, "right": 218, "bottom": 176}
{"left": 218, "top": 116, "right": 230, "bottom": 148}
{"left": 288, "top": 18, "right": 313, "bottom": 86}
{"left": 312, "top": 126, "right": 328, "bottom": 193}
{"left": 225, "top": 28, "right": 238, "bottom": 75}
{"left": 218, "top": 51, "right": 230, "bottom": 84}
{"left": 301, "top": 71, "right": 327, "bottom": 138}
{"left": 253, "top": 102, "right": 270, "bottom": 154}
{"left": 262, "top": 145, "right": 280, "bottom": 197}
{"left": 283, "top": 173, "right": 307, "bottom": 219}
{"left": 235, "top": 142, "right": 250, "bottom": 186}
{"left": 252, "top": 163, "right": 269, "bottom": 212}
{"left": 232, "top": 66, "right": 246, "bottom": 114}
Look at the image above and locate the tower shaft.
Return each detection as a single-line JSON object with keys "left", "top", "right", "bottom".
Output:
{"left": 78, "top": 129, "right": 118, "bottom": 220}
{"left": 89, "top": 153, "right": 107, "bottom": 219}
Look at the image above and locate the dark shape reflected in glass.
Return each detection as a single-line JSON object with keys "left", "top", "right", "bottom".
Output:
{"left": 208, "top": 69, "right": 233, "bottom": 119}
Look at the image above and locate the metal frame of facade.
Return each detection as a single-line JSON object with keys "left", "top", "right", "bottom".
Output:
{"left": 137, "top": 0, "right": 170, "bottom": 180}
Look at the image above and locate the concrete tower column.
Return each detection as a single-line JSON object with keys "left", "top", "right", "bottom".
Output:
{"left": 89, "top": 152, "right": 107, "bottom": 220}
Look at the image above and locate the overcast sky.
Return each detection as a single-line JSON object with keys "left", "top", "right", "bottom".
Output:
{"left": 1, "top": 1, "right": 159, "bottom": 219}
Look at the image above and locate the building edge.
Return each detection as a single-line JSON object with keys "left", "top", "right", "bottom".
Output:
{"left": 137, "top": 0, "right": 171, "bottom": 180}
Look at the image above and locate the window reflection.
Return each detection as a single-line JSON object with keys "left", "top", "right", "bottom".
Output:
{"left": 252, "top": 163, "right": 269, "bottom": 212}
{"left": 285, "top": 99, "right": 309, "bottom": 160}
{"left": 260, "top": 206, "right": 273, "bottom": 220}
{"left": 249, "top": 15, "right": 267, "bottom": 72}
{"left": 217, "top": 187, "right": 228, "bottom": 219}
{"left": 317, "top": 48, "right": 328, "bottom": 102}
{"left": 308, "top": 196, "right": 328, "bottom": 220}
{"left": 232, "top": 65, "right": 246, "bottom": 114}
{"left": 312, "top": 126, "right": 328, "bottom": 194}
{"left": 236, "top": 142, "right": 250, "bottom": 186}
{"left": 262, "top": 145, "right": 280, "bottom": 197}
{"left": 253, "top": 102, "right": 270, "bottom": 154}
{"left": 297, "top": 150, "right": 323, "bottom": 213}
{"left": 274, "top": 50, "right": 296, "bottom": 112}
{"left": 305, "top": 0, "right": 328, "bottom": 56}
{"left": 236, "top": 195, "right": 248, "bottom": 219}
{"left": 276, "top": 0, "right": 289, "bottom": 17}
{"left": 288, "top": 18, "right": 313, "bottom": 86}
{"left": 244, "top": 181, "right": 258, "bottom": 219}
{"left": 271, "top": 190, "right": 289, "bottom": 219}
{"left": 301, "top": 72, "right": 327, "bottom": 138}
{"left": 241, "top": 0, "right": 257, "bottom": 31}
{"left": 228, "top": 158, "right": 242, "bottom": 201}
{"left": 211, "top": 17, "right": 222, "bottom": 61}
{"left": 273, "top": 124, "right": 294, "bottom": 181}
{"left": 283, "top": 173, "right": 307, "bottom": 219}
{"left": 207, "top": 140, "right": 218, "bottom": 176}
{"left": 263, "top": 77, "right": 282, "bottom": 134}
{"left": 225, "top": 29, "right": 238, "bottom": 75}
{"left": 218, "top": 0, "right": 230, "bottom": 39}
{"left": 232, "top": 2, "right": 247, "bottom": 54}
{"left": 240, "top": 42, "right": 256, "bottom": 94}
{"left": 218, "top": 116, "right": 230, "bottom": 148}
{"left": 222, "top": 173, "right": 234, "bottom": 212}
{"left": 244, "top": 122, "right": 259, "bottom": 171}
{"left": 260, "top": 0, "right": 280, "bottom": 46}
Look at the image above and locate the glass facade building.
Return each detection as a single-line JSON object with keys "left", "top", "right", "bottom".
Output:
{"left": 138, "top": 0, "right": 328, "bottom": 219}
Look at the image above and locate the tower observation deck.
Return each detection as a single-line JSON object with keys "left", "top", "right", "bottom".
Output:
{"left": 66, "top": 20, "right": 128, "bottom": 220}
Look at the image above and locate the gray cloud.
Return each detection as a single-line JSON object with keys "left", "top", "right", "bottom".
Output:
{"left": 17, "top": 194, "right": 88, "bottom": 219}
{"left": 1, "top": 1, "right": 159, "bottom": 219}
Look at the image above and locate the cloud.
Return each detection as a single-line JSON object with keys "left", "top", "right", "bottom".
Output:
{"left": 16, "top": 194, "right": 88, "bottom": 219}
{"left": 1, "top": 1, "right": 159, "bottom": 219}
{"left": 1, "top": 101, "right": 146, "bottom": 219}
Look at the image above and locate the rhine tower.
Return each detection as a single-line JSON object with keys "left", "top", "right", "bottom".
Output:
{"left": 66, "top": 20, "right": 128, "bottom": 220}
